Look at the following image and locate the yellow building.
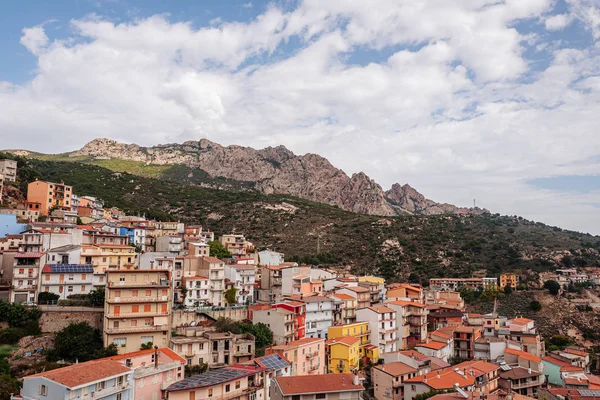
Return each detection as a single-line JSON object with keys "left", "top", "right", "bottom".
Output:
{"left": 499, "top": 273, "right": 517, "bottom": 288}
{"left": 103, "top": 268, "right": 172, "bottom": 353}
{"left": 81, "top": 244, "right": 136, "bottom": 275}
{"left": 328, "top": 321, "right": 379, "bottom": 362}
{"left": 358, "top": 275, "right": 385, "bottom": 285}
{"left": 327, "top": 336, "right": 360, "bottom": 373}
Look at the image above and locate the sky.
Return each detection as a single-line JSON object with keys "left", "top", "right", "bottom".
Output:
{"left": 1, "top": 0, "right": 600, "bottom": 234}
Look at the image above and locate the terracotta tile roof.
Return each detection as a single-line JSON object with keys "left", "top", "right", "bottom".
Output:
{"left": 200, "top": 256, "right": 224, "bottom": 263}
{"left": 563, "top": 377, "right": 591, "bottom": 386}
{"left": 564, "top": 348, "right": 589, "bottom": 357}
{"left": 404, "top": 367, "right": 475, "bottom": 389}
{"left": 542, "top": 356, "right": 582, "bottom": 371}
{"left": 27, "top": 359, "right": 130, "bottom": 388}
{"left": 510, "top": 317, "right": 533, "bottom": 325}
{"left": 333, "top": 293, "right": 355, "bottom": 300}
{"left": 500, "top": 367, "right": 541, "bottom": 380}
{"left": 15, "top": 252, "right": 43, "bottom": 258}
{"left": 374, "top": 362, "right": 417, "bottom": 376}
{"left": 430, "top": 329, "right": 452, "bottom": 339}
{"left": 278, "top": 301, "right": 304, "bottom": 307}
{"left": 415, "top": 340, "right": 448, "bottom": 350}
{"left": 367, "top": 305, "right": 395, "bottom": 314}
{"left": 274, "top": 374, "right": 363, "bottom": 395}
{"left": 273, "top": 337, "right": 324, "bottom": 349}
{"left": 504, "top": 348, "right": 542, "bottom": 363}
{"left": 327, "top": 336, "right": 360, "bottom": 346}
{"left": 342, "top": 286, "right": 369, "bottom": 293}
{"left": 108, "top": 347, "right": 185, "bottom": 363}
{"left": 454, "top": 359, "right": 499, "bottom": 374}
{"left": 454, "top": 326, "right": 481, "bottom": 333}
{"left": 300, "top": 296, "right": 334, "bottom": 303}
{"left": 387, "top": 300, "right": 426, "bottom": 308}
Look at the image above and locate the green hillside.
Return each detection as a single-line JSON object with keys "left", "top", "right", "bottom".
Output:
{"left": 4, "top": 153, "right": 600, "bottom": 284}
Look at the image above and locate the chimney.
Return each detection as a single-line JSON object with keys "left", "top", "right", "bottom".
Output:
{"left": 154, "top": 346, "right": 159, "bottom": 368}
{"left": 437, "top": 371, "right": 441, "bottom": 379}
{"left": 424, "top": 376, "right": 427, "bottom": 383}
{"left": 426, "top": 337, "right": 429, "bottom": 344}
{"left": 528, "top": 368, "right": 531, "bottom": 375}
{"left": 353, "top": 372, "right": 360, "bottom": 386}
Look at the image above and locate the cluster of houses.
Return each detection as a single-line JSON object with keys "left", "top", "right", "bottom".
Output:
{"left": 0, "top": 176, "right": 598, "bottom": 400}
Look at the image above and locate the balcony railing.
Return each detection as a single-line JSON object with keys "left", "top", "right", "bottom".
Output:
{"left": 12, "top": 285, "right": 36, "bottom": 290}
{"left": 107, "top": 296, "right": 169, "bottom": 304}
{"left": 308, "top": 363, "right": 321, "bottom": 372}
{"left": 105, "top": 324, "right": 169, "bottom": 334}
{"left": 106, "top": 311, "right": 169, "bottom": 318}
{"left": 306, "top": 351, "right": 318, "bottom": 359}
{"left": 107, "top": 280, "right": 169, "bottom": 288}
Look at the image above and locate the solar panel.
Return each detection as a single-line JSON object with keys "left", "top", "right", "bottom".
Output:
{"left": 166, "top": 368, "right": 251, "bottom": 391}
{"left": 578, "top": 390, "right": 600, "bottom": 397}
{"left": 51, "top": 264, "right": 94, "bottom": 273}
{"left": 258, "top": 354, "right": 290, "bottom": 371}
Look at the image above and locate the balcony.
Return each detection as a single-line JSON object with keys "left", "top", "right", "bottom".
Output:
{"left": 106, "top": 296, "right": 169, "bottom": 304}
{"left": 308, "top": 363, "right": 321, "bottom": 372}
{"left": 272, "top": 278, "right": 282, "bottom": 286}
{"left": 92, "top": 382, "right": 130, "bottom": 399}
{"left": 107, "top": 280, "right": 169, "bottom": 288}
{"left": 306, "top": 351, "right": 318, "bottom": 359}
{"left": 12, "top": 285, "right": 36, "bottom": 290}
{"left": 106, "top": 311, "right": 169, "bottom": 318}
{"left": 14, "top": 272, "right": 38, "bottom": 279}
{"left": 105, "top": 324, "right": 169, "bottom": 334}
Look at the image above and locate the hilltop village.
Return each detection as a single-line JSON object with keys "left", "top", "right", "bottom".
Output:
{"left": 0, "top": 166, "right": 599, "bottom": 400}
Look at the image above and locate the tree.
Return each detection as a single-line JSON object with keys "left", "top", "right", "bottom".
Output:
{"left": 208, "top": 241, "right": 231, "bottom": 259}
{"left": 37, "top": 292, "right": 60, "bottom": 305}
{"left": 214, "top": 317, "right": 240, "bottom": 334}
{"left": 88, "top": 289, "right": 105, "bottom": 307}
{"left": 224, "top": 287, "right": 237, "bottom": 305}
{"left": 0, "top": 374, "right": 21, "bottom": 400}
{"left": 185, "top": 363, "right": 208, "bottom": 377}
{"left": 54, "top": 322, "right": 112, "bottom": 362}
{"left": 529, "top": 300, "right": 542, "bottom": 311}
{"left": 544, "top": 280, "right": 561, "bottom": 295}
{"left": 459, "top": 286, "right": 476, "bottom": 303}
{"left": 76, "top": 217, "right": 83, "bottom": 225}
{"left": 237, "top": 322, "right": 273, "bottom": 356}
{"left": 503, "top": 285, "right": 513, "bottom": 295}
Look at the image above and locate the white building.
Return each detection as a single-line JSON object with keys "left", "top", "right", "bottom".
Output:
{"left": 40, "top": 264, "right": 100, "bottom": 299}
{"left": 47, "top": 244, "right": 81, "bottom": 265}
{"left": 198, "top": 256, "right": 226, "bottom": 306}
{"left": 11, "top": 252, "right": 45, "bottom": 304}
{"left": 413, "top": 339, "right": 454, "bottom": 362}
{"left": 258, "top": 250, "right": 285, "bottom": 266}
{"left": 355, "top": 305, "right": 397, "bottom": 355}
{"left": 302, "top": 296, "right": 334, "bottom": 339}
{"left": 224, "top": 264, "right": 256, "bottom": 304}
{"left": 182, "top": 275, "right": 210, "bottom": 307}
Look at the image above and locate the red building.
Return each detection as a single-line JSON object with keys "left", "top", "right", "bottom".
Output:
{"left": 275, "top": 301, "right": 306, "bottom": 340}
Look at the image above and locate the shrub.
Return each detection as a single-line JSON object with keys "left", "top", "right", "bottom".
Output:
{"left": 529, "top": 300, "right": 542, "bottom": 312}
{"left": 57, "top": 300, "right": 91, "bottom": 307}
{"left": 544, "top": 280, "right": 560, "bottom": 295}
{"left": 0, "top": 328, "right": 25, "bottom": 345}
{"left": 38, "top": 292, "right": 60, "bottom": 305}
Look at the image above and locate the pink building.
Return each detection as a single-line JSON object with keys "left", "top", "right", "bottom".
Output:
{"left": 109, "top": 347, "right": 185, "bottom": 400}
{"left": 266, "top": 337, "right": 326, "bottom": 376}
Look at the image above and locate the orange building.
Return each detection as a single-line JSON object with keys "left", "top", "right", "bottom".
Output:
{"left": 27, "top": 180, "right": 73, "bottom": 216}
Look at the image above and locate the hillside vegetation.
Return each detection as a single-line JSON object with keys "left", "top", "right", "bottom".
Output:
{"left": 4, "top": 153, "right": 600, "bottom": 284}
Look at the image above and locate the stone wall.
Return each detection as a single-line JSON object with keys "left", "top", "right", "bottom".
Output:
{"left": 172, "top": 307, "right": 249, "bottom": 328}
{"left": 38, "top": 305, "right": 103, "bottom": 333}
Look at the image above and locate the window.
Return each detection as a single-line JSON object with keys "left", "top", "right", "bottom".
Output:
{"left": 68, "top": 274, "right": 74, "bottom": 281}
{"left": 292, "top": 396, "right": 300, "bottom": 400}
{"left": 316, "top": 395, "right": 326, "bottom": 399}
{"left": 208, "top": 389, "right": 213, "bottom": 398}
{"left": 146, "top": 289, "right": 151, "bottom": 296}
{"left": 113, "top": 337, "right": 126, "bottom": 347}
{"left": 68, "top": 286, "right": 73, "bottom": 292}
{"left": 96, "top": 381, "right": 106, "bottom": 391}
{"left": 145, "top": 318, "right": 152, "bottom": 326}
{"left": 114, "top": 290, "right": 121, "bottom": 297}
{"left": 132, "top": 290, "right": 138, "bottom": 297}
{"left": 114, "top": 321, "right": 119, "bottom": 328}
{"left": 199, "top": 343, "right": 204, "bottom": 350}
{"left": 18, "top": 269, "right": 24, "bottom": 274}
{"left": 39, "top": 384, "right": 48, "bottom": 396}
{"left": 81, "top": 286, "right": 85, "bottom": 292}
{"left": 116, "top": 394, "right": 122, "bottom": 400}
{"left": 225, "top": 384, "right": 231, "bottom": 392}
{"left": 131, "top": 320, "right": 137, "bottom": 327}
{"left": 235, "top": 381, "right": 240, "bottom": 389}
{"left": 132, "top": 305, "right": 139, "bottom": 312}
{"left": 144, "top": 304, "right": 151, "bottom": 312}
{"left": 45, "top": 275, "right": 50, "bottom": 281}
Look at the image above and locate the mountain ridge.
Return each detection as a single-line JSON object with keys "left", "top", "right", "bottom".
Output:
{"left": 12, "top": 138, "right": 487, "bottom": 217}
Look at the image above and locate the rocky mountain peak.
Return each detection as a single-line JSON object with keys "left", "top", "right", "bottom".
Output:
{"left": 65, "top": 138, "right": 487, "bottom": 217}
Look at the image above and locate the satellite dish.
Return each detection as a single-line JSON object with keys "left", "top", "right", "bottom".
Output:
{"left": 190, "top": 321, "right": 196, "bottom": 327}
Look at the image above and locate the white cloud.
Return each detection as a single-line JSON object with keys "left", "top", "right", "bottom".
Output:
{"left": 567, "top": 0, "right": 600, "bottom": 39}
{"left": 545, "top": 13, "right": 573, "bottom": 31}
{"left": 242, "top": 2, "right": 252, "bottom": 9}
{"left": 3, "top": 0, "right": 600, "bottom": 234}
{"left": 19, "top": 26, "right": 49, "bottom": 55}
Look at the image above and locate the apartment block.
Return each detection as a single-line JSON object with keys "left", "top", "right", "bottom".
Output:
{"left": 387, "top": 300, "right": 428, "bottom": 349}
{"left": 275, "top": 301, "right": 307, "bottom": 340}
{"left": 372, "top": 361, "right": 420, "bottom": 400}
{"left": 166, "top": 364, "right": 267, "bottom": 400}
{"left": 182, "top": 275, "right": 210, "bottom": 308}
{"left": 11, "top": 252, "right": 44, "bottom": 304}
{"left": 252, "top": 307, "right": 295, "bottom": 345}
{"left": 27, "top": 180, "right": 73, "bottom": 216}
{"left": 219, "top": 233, "right": 254, "bottom": 256}
{"left": 271, "top": 374, "right": 363, "bottom": 400}
{"left": 454, "top": 326, "right": 483, "bottom": 360}
{"left": 224, "top": 263, "right": 256, "bottom": 304}
{"left": 266, "top": 337, "right": 326, "bottom": 376}
{"left": 258, "top": 265, "right": 286, "bottom": 303}
{"left": 198, "top": 256, "right": 226, "bottom": 306}
{"left": 40, "top": 264, "right": 98, "bottom": 299}
{"left": 386, "top": 283, "right": 424, "bottom": 303}
{"left": 104, "top": 268, "right": 172, "bottom": 353}
{"left": 499, "top": 273, "right": 517, "bottom": 288}
{"left": 19, "top": 359, "right": 133, "bottom": 400}
{"left": 332, "top": 293, "right": 357, "bottom": 324}
{"left": 355, "top": 305, "right": 397, "bottom": 355}
{"left": 335, "top": 285, "right": 371, "bottom": 309}
{"left": 301, "top": 295, "right": 334, "bottom": 339}
{"left": 0, "top": 159, "right": 17, "bottom": 182}
{"left": 326, "top": 336, "right": 360, "bottom": 373}
{"left": 170, "top": 328, "right": 255, "bottom": 368}
{"left": 328, "top": 321, "right": 378, "bottom": 362}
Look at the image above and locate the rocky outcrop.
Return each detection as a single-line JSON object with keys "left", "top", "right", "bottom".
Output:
{"left": 69, "top": 138, "right": 487, "bottom": 216}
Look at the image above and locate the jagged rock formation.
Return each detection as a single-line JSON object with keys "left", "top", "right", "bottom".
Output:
{"left": 66, "top": 138, "right": 486, "bottom": 216}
